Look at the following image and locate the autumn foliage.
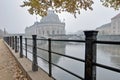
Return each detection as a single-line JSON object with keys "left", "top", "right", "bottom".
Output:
{"left": 101, "top": 0, "right": 120, "bottom": 10}
{"left": 21, "top": 0, "right": 120, "bottom": 17}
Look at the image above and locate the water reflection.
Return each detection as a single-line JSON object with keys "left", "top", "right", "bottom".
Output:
{"left": 37, "top": 41, "right": 66, "bottom": 64}
{"left": 97, "top": 44, "right": 120, "bottom": 68}
{"left": 26, "top": 40, "right": 120, "bottom": 80}
{"left": 98, "top": 44, "right": 120, "bottom": 55}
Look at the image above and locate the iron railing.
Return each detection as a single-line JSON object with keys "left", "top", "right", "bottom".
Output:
{"left": 3, "top": 31, "right": 120, "bottom": 80}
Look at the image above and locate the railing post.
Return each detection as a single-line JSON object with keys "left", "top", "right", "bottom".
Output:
{"left": 8, "top": 37, "right": 10, "bottom": 45}
{"left": 9, "top": 37, "right": 11, "bottom": 46}
{"left": 15, "top": 36, "right": 18, "bottom": 52}
{"left": 11, "top": 36, "right": 12, "bottom": 47}
{"left": 11, "top": 36, "right": 12, "bottom": 48}
{"left": 17, "top": 38, "right": 19, "bottom": 52}
{"left": 48, "top": 38, "right": 52, "bottom": 77}
{"left": 20, "top": 36, "right": 23, "bottom": 58}
{"left": 12, "top": 36, "right": 14, "bottom": 49}
{"left": 5, "top": 37, "right": 7, "bottom": 43}
{"left": 32, "top": 35, "right": 38, "bottom": 71}
{"left": 7, "top": 37, "right": 9, "bottom": 45}
{"left": 25, "top": 38, "right": 27, "bottom": 58}
{"left": 10, "top": 36, "right": 12, "bottom": 47}
{"left": 84, "top": 30, "right": 98, "bottom": 80}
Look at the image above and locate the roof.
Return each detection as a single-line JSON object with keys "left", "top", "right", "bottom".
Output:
{"left": 25, "top": 10, "right": 65, "bottom": 29}
{"left": 40, "top": 10, "right": 61, "bottom": 24}
{"left": 96, "top": 23, "right": 111, "bottom": 29}
{"left": 111, "top": 13, "right": 120, "bottom": 20}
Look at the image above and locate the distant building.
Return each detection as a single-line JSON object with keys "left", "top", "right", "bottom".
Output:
{"left": 96, "top": 13, "right": 120, "bottom": 35}
{"left": 96, "top": 23, "right": 111, "bottom": 35}
{"left": 25, "top": 10, "right": 66, "bottom": 38}
{"left": 74, "top": 30, "right": 84, "bottom": 36}
{"left": 111, "top": 13, "right": 120, "bottom": 35}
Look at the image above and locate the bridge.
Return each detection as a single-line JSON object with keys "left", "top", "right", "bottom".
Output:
{"left": 2, "top": 31, "right": 120, "bottom": 80}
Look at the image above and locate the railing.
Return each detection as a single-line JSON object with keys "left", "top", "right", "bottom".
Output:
{"left": 3, "top": 31, "right": 120, "bottom": 80}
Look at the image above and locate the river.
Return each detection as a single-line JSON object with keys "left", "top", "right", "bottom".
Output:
{"left": 23, "top": 41, "right": 120, "bottom": 80}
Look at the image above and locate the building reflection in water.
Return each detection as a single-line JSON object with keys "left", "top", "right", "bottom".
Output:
{"left": 26, "top": 40, "right": 120, "bottom": 80}
{"left": 97, "top": 44, "right": 120, "bottom": 68}
{"left": 37, "top": 40, "right": 66, "bottom": 65}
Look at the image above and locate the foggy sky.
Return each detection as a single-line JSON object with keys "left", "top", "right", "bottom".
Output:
{"left": 0, "top": 0, "right": 120, "bottom": 34}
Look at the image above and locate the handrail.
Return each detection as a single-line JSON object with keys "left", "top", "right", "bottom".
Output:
{"left": 37, "top": 38, "right": 85, "bottom": 42}
{"left": 36, "top": 46, "right": 85, "bottom": 62}
{"left": 52, "top": 63, "right": 84, "bottom": 80}
{"left": 51, "top": 51, "right": 85, "bottom": 62}
{"left": 93, "top": 62, "right": 120, "bottom": 73}
{"left": 23, "top": 47, "right": 32, "bottom": 54}
{"left": 95, "top": 40, "right": 120, "bottom": 45}
{"left": 48, "top": 39, "right": 85, "bottom": 42}
{"left": 37, "top": 55, "right": 48, "bottom": 63}
{"left": 37, "top": 47, "right": 49, "bottom": 52}
{"left": 23, "top": 38, "right": 32, "bottom": 40}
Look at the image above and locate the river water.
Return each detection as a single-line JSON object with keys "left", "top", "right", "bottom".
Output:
{"left": 23, "top": 41, "right": 120, "bottom": 80}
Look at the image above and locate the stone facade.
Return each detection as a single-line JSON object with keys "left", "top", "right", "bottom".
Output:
{"left": 25, "top": 10, "right": 65, "bottom": 38}
{"left": 96, "top": 13, "right": 120, "bottom": 35}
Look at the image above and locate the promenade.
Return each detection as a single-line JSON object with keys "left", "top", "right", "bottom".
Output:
{"left": 0, "top": 39, "right": 28, "bottom": 80}
{"left": 1, "top": 38, "right": 54, "bottom": 80}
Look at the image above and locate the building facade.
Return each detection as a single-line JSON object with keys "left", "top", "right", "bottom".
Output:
{"left": 96, "top": 13, "right": 120, "bottom": 35}
{"left": 25, "top": 10, "right": 65, "bottom": 38}
{"left": 111, "top": 13, "right": 120, "bottom": 35}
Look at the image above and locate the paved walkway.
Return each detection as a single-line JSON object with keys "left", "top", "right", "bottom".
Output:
{"left": 3, "top": 39, "right": 54, "bottom": 80}
{"left": 0, "top": 39, "right": 28, "bottom": 80}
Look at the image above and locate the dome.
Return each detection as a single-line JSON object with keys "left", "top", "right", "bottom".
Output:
{"left": 40, "top": 10, "right": 61, "bottom": 23}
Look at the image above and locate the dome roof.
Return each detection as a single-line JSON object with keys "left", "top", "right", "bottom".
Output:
{"left": 40, "top": 10, "right": 61, "bottom": 23}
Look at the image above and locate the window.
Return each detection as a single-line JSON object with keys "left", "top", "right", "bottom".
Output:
{"left": 52, "top": 30, "right": 55, "bottom": 35}
{"left": 39, "top": 30, "right": 41, "bottom": 34}
{"left": 57, "top": 30, "right": 59, "bottom": 34}
{"left": 43, "top": 31, "right": 44, "bottom": 35}
{"left": 47, "top": 31, "right": 49, "bottom": 35}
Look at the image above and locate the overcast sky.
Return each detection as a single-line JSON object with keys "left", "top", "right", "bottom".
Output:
{"left": 0, "top": 0, "right": 120, "bottom": 34}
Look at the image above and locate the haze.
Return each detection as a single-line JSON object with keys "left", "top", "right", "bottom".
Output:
{"left": 0, "top": 0, "right": 120, "bottom": 34}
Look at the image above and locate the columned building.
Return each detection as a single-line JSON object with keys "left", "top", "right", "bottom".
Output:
{"left": 25, "top": 10, "right": 65, "bottom": 38}
{"left": 96, "top": 13, "right": 120, "bottom": 35}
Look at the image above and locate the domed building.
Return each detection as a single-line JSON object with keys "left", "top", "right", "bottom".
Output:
{"left": 25, "top": 10, "right": 66, "bottom": 38}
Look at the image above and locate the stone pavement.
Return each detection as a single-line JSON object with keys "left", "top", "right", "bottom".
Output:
{"left": 0, "top": 39, "right": 28, "bottom": 80}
